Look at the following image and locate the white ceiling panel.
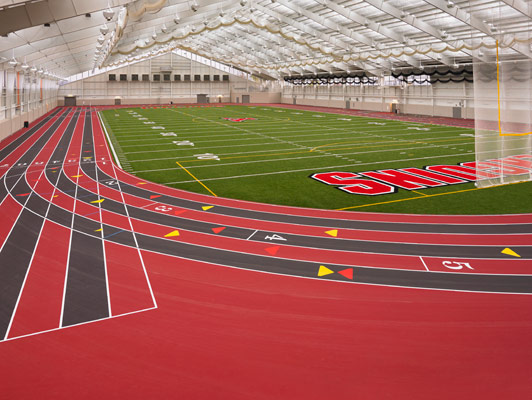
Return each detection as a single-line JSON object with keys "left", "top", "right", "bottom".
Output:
{"left": 0, "top": 0, "right": 531, "bottom": 80}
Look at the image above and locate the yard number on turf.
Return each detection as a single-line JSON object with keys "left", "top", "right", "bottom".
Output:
{"left": 195, "top": 153, "right": 220, "bottom": 160}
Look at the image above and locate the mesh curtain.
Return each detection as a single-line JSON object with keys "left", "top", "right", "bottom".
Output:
{"left": 473, "top": 3, "right": 532, "bottom": 188}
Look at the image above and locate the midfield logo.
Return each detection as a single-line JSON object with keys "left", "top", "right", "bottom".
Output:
{"left": 310, "top": 154, "right": 532, "bottom": 195}
{"left": 223, "top": 118, "right": 256, "bottom": 122}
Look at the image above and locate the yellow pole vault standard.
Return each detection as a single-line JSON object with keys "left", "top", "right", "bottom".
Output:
{"left": 176, "top": 161, "right": 218, "bottom": 197}
{"left": 496, "top": 40, "right": 502, "bottom": 136}
{"left": 496, "top": 40, "right": 532, "bottom": 137}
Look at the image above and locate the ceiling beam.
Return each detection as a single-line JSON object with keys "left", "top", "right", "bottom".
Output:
{"left": 423, "top": 0, "right": 531, "bottom": 58}
{"left": 498, "top": 0, "right": 532, "bottom": 19}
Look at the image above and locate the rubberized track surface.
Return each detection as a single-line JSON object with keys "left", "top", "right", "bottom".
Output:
{"left": 1, "top": 107, "right": 531, "bottom": 399}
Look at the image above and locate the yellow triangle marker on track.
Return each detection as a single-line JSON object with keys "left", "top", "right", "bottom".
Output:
{"left": 325, "top": 229, "right": 338, "bottom": 237}
{"left": 318, "top": 265, "right": 334, "bottom": 277}
{"left": 71, "top": 175, "right": 83, "bottom": 178}
{"left": 91, "top": 199, "right": 105, "bottom": 204}
{"left": 501, "top": 248, "right": 521, "bottom": 258}
{"left": 94, "top": 228, "right": 103, "bottom": 232}
{"left": 202, "top": 206, "right": 214, "bottom": 211}
{"left": 164, "top": 230, "right": 180, "bottom": 238}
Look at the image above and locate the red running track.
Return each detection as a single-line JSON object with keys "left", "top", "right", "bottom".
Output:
{"left": 0, "top": 106, "right": 531, "bottom": 400}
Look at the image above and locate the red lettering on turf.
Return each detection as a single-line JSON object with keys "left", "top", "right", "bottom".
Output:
{"left": 359, "top": 169, "right": 447, "bottom": 190}
{"left": 461, "top": 161, "right": 530, "bottom": 176}
{"left": 400, "top": 168, "right": 466, "bottom": 184}
{"left": 311, "top": 172, "right": 395, "bottom": 195}
{"left": 425, "top": 165, "right": 481, "bottom": 180}
{"left": 502, "top": 155, "right": 532, "bottom": 170}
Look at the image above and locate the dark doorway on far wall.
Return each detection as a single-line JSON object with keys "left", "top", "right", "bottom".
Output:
{"left": 65, "top": 96, "right": 76, "bottom": 106}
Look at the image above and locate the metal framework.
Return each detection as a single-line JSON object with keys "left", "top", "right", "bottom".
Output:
{"left": 0, "top": 0, "right": 530, "bottom": 80}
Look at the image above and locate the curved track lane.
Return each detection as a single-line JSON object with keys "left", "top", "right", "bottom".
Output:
{"left": 1, "top": 107, "right": 532, "bottom": 399}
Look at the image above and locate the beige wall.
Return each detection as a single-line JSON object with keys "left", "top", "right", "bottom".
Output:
{"left": 283, "top": 96, "right": 476, "bottom": 119}
{"left": 58, "top": 52, "right": 247, "bottom": 103}
{"left": 57, "top": 96, "right": 232, "bottom": 106}
{"left": 0, "top": 99, "right": 58, "bottom": 142}
{"left": 283, "top": 81, "right": 476, "bottom": 119}
{"left": 232, "top": 91, "right": 281, "bottom": 103}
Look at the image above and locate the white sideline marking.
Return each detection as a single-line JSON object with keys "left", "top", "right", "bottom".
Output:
{"left": 98, "top": 113, "right": 122, "bottom": 169}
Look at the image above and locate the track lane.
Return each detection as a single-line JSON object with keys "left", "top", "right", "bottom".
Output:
{"left": 1, "top": 106, "right": 532, "bottom": 345}
{"left": 0, "top": 109, "right": 76, "bottom": 340}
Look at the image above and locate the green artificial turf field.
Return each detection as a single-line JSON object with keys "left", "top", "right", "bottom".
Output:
{"left": 99, "top": 105, "right": 532, "bottom": 214}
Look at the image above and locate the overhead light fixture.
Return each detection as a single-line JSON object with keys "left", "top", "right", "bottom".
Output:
{"left": 8, "top": 57, "right": 18, "bottom": 67}
{"left": 191, "top": 1, "right": 199, "bottom": 12}
{"left": 174, "top": 14, "right": 180, "bottom": 24}
{"left": 440, "top": 30, "right": 448, "bottom": 39}
{"left": 100, "top": 24, "right": 109, "bottom": 35}
{"left": 103, "top": 4, "right": 115, "bottom": 21}
{"left": 30, "top": 66, "right": 37, "bottom": 73}
{"left": 162, "top": 24, "right": 169, "bottom": 33}
{"left": 240, "top": 0, "right": 248, "bottom": 7}
{"left": 97, "top": 35, "right": 105, "bottom": 45}
{"left": 446, "top": 0, "right": 455, "bottom": 8}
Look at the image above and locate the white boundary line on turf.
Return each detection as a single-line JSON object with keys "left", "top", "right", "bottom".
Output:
{"left": 99, "top": 113, "right": 123, "bottom": 169}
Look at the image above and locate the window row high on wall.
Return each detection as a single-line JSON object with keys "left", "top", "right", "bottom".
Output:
{"left": 109, "top": 74, "right": 230, "bottom": 82}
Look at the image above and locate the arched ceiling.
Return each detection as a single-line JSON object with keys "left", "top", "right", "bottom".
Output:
{"left": 0, "top": 0, "right": 531, "bottom": 80}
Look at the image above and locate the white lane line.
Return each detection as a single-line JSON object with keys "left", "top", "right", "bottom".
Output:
{"left": 92, "top": 116, "right": 113, "bottom": 318}
{"left": 419, "top": 256, "right": 430, "bottom": 271}
{"left": 96, "top": 111, "right": 158, "bottom": 310}
{"left": 4, "top": 114, "right": 76, "bottom": 340}
{"left": 246, "top": 230, "right": 258, "bottom": 240}
{"left": 60, "top": 112, "right": 86, "bottom": 328}
{"left": 4, "top": 306, "right": 157, "bottom": 343}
